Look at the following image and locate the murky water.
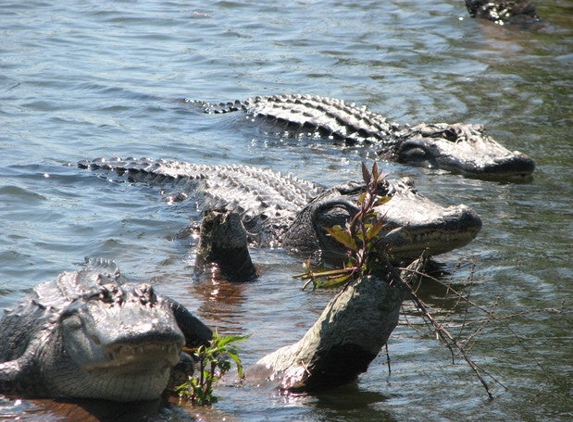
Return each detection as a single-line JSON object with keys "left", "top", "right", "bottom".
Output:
{"left": 1, "top": 0, "right": 572, "bottom": 420}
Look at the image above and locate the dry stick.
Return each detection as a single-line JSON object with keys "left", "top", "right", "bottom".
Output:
{"left": 400, "top": 279, "right": 496, "bottom": 399}
{"left": 384, "top": 343, "right": 392, "bottom": 377}
{"left": 454, "top": 264, "right": 476, "bottom": 340}
{"left": 400, "top": 267, "right": 486, "bottom": 311}
{"left": 399, "top": 306, "right": 427, "bottom": 336}
{"left": 403, "top": 266, "right": 561, "bottom": 399}
{"left": 401, "top": 266, "right": 515, "bottom": 393}
{"left": 401, "top": 266, "right": 563, "bottom": 322}
{"left": 462, "top": 295, "right": 502, "bottom": 353}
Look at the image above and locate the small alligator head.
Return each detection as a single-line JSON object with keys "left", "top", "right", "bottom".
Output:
{"left": 0, "top": 259, "right": 213, "bottom": 401}
{"left": 282, "top": 178, "right": 482, "bottom": 263}
{"left": 395, "top": 123, "right": 535, "bottom": 180}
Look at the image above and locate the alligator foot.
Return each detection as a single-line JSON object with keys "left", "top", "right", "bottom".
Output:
{"left": 194, "top": 209, "right": 258, "bottom": 283}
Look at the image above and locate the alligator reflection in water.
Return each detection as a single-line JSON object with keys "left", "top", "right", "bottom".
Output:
{"left": 187, "top": 95, "right": 535, "bottom": 180}
{"left": 79, "top": 157, "right": 482, "bottom": 263}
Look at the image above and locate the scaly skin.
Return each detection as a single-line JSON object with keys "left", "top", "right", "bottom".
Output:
{"left": 188, "top": 94, "right": 535, "bottom": 180}
{"left": 0, "top": 258, "right": 212, "bottom": 402}
{"left": 79, "top": 157, "right": 482, "bottom": 262}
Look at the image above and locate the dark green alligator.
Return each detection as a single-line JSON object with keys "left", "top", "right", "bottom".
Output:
{"left": 0, "top": 258, "right": 212, "bottom": 402}
{"left": 187, "top": 94, "right": 535, "bottom": 180}
{"left": 79, "top": 157, "right": 482, "bottom": 263}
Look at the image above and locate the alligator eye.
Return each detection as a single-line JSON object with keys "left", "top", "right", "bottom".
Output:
{"left": 60, "top": 309, "right": 83, "bottom": 329}
{"left": 317, "top": 204, "right": 354, "bottom": 229}
{"left": 98, "top": 286, "right": 115, "bottom": 303}
{"left": 399, "top": 147, "right": 428, "bottom": 163}
{"left": 135, "top": 284, "right": 157, "bottom": 305}
{"left": 374, "top": 179, "right": 392, "bottom": 196}
{"left": 442, "top": 127, "right": 462, "bottom": 142}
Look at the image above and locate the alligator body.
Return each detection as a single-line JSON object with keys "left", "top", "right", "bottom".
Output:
{"left": 465, "top": 0, "right": 541, "bottom": 26}
{"left": 79, "top": 157, "right": 482, "bottom": 263}
{"left": 188, "top": 95, "right": 534, "bottom": 180}
{"left": 0, "top": 258, "right": 212, "bottom": 402}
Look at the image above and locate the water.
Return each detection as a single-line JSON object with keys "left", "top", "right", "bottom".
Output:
{"left": 1, "top": 0, "right": 572, "bottom": 420}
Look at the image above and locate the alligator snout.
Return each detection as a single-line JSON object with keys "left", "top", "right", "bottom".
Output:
{"left": 483, "top": 151, "right": 535, "bottom": 178}
{"left": 379, "top": 200, "right": 482, "bottom": 262}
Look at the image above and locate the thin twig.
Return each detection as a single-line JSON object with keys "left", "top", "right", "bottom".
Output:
{"left": 399, "top": 278, "right": 496, "bottom": 399}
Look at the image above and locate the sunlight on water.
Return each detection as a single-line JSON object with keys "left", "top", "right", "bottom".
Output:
{"left": 0, "top": 0, "right": 571, "bottom": 420}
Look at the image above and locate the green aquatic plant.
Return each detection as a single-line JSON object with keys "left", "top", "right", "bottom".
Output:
{"left": 176, "top": 331, "right": 248, "bottom": 406}
{"left": 295, "top": 162, "right": 392, "bottom": 289}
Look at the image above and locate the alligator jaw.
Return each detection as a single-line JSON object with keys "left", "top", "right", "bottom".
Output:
{"left": 89, "top": 341, "right": 183, "bottom": 372}
{"left": 372, "top": 181, "right": 483, "bottom": 262}
{"left": 380, "top": 204, "right": 482, "bottom": 262}
{"left": 396, "top": 123, "right": 535, "bottom": 180}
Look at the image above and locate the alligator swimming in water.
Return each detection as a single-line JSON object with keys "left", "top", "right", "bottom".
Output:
{"left": 0, "top": 258, "right": 212, "bottom": 402}
{"left": 78, "top": 157, "right": 482, "bottom": 263}
{"left": 187, "top": 95, "right": 534, "bottom": 180}
{"left": 465, "top": 0, "right": 541, "bottom": 27}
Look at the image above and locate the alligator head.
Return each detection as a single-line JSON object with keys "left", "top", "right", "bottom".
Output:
{"left": 282, "top": 178, "right": 482, "bottom": 263}
{"left": 47, "top": 277, "right": 185, "bottom": 401}
{"left": 0, "top": 259, "right": 211, "bottom": 402}
{"left": 395, "top": 123, "right": 535, "bottom": 180}
{"left": 190, "top": 94, "right": 535, "bottom": 180}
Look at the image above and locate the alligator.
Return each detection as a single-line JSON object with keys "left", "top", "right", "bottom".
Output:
{"left": 465, "top": 0, "right": 541, "bottom": 26}
{"left": 0, "top": 258, "right": 212, "bottom": 402}
{"left": 78, "top": 157, "right": 482, "bottom": 263}
{"left": 186, "top": 94, "right": 535, "bottom": 180}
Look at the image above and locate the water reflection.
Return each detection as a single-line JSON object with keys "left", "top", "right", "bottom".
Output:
{"left": 312, "top": 384, "right": 396, "bottom": 422}
{"left": 189, "top": 269, "right": 250, "bottom": 335}
{"left": 2, "top": 397, "right": 165, "bottom": 422}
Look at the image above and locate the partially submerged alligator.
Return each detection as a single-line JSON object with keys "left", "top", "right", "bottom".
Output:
{"left": 0, "top": 258, "right": 212, "bottom": 402}
{"left": 465, "top": 0, "right": 541, "bottom": 26}
{"left": 79, "top": 157, "right": 482, "bottom": 263}
{"left": 187, "top": 95, "right": 535, "bottom": 180}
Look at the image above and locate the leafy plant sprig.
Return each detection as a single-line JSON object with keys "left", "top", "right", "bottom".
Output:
{"left": 294, "top": 162, "right": 391, "bottom": 289}
{"left": 176, "top": 331, "right": 249, "bottom": 406}
{"left": 293, "top": 162, "right": 505, "bottom": 398}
